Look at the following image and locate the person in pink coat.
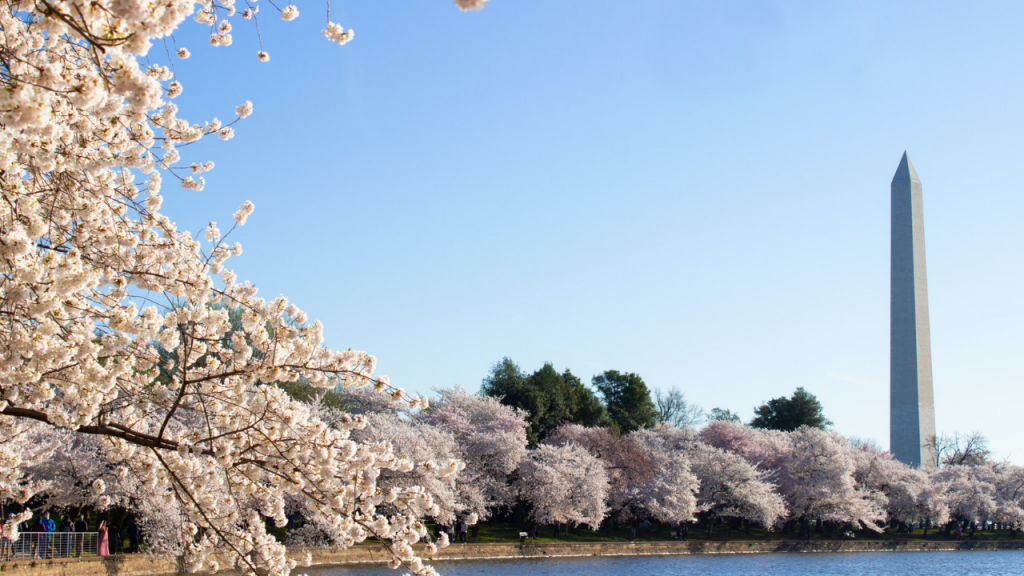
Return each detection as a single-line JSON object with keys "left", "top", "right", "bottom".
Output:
{"left": 97, "top": 520, "right": 109, "bottom": 557}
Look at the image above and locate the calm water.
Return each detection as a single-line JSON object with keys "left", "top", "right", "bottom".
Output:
{"left": 315, "top": 551, "right": 1024, "bottom": 576}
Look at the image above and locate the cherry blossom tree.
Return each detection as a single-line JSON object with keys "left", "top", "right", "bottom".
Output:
{"left": 635, "top": 424, "right": 785, "bottom": 535}
{"left": 417, "top": 387, "right": 528, "bottom": 522}
{"left": 852, "top": 450, "right": 948, "bottom": 530}
{"left": 349, "top": 412, "right": 464, "bottom": 525}
{"left": 0, "top": 419, "right": 53, "bottom": 506}
{"left": 935, "top": 464, "right": 997, "bottom": 529}
{"left": 623, "top": 425, "right": 699, "bottom": 526}
{"left": 993, "top": 464, "right": 1024, "bottom": 531}
{"left": 917, "top": 478, "right": 952, "bottom": 533}
{"left": 702, "top": 421, "right": 892, "bottom": 536}
{"left": 687, "top": 443, "right": 787, "bottom": 537}
{"left": 515, "top": 443, "right": 608, "bottom": 531}
{"left": 780, "top": 428, "right": 885, "bottom": 537}
{"left": 548, "top": 423, "right": 787, "bottom": 536}
{"left": 700, "top": 421, "right": 792, "bottom": 473}
{"left": 544, "top": 424, "right": 649, "bottom": 523}
{"left": 0, "top": 1, "right": 485, "bottom": 574}
{"left": 19, "top": 424, "right": 199, "bottom": 552}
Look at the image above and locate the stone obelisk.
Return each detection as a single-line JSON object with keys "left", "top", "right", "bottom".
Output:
{"left": 890, "top": 152, "right": 937, "bottom": 468}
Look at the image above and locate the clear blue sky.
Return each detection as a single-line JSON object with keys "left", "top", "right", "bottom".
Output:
{"left": 163, "top": 1, "right": 1023, "bottom": 462}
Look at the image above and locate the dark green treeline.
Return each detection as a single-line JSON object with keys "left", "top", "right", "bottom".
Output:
{"left": 480, "top": 357, "right": 659, "bottom": 444}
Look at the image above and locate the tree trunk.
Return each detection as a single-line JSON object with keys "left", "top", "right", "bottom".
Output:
{"left": 707, "top": 514, "right": 715, "bottom": 540}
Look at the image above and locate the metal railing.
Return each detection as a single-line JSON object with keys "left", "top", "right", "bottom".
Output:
{"left": 0, "top": 532, "right": 98, "bottom": 560}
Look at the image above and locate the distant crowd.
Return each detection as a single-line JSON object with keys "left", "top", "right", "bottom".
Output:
{"left": 0, "top": 512, "right": 142, "bottom": 561}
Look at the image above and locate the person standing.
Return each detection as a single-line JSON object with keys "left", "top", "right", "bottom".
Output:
{"left": 28, "top": 516, "right": 44, "bottom": 559}
{"left": 59, "top": 516, "right": 73, "bottom": 558}
{"left": 126, "top": 520, "right": 140, "bottom": 553}
{"left": 108, "top": 522, "right": 121, "bottom": 555}
{"left": 18, "top": 516, "right": 32, "bottom": 557}
{"left": 97, "top": 521, "right": 109, "bottom": 557}
{"left": 40, "top": 512, "right": 55, "bottom": 559}
{"left": 13, "top": 517, "right": 24, "bottom": 557}
{"left": 73, "top": 515, "right": 87, "bottom": 557}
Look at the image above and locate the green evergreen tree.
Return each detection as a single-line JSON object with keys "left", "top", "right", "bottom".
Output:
{"left": 481, "top": 357, "right": 546, "bottom": 444}
{"left": 749, "top": 387, "right": 833, "bottom": 431}
{"left": 562, "top": 369, "right": 608, "bottom": 428}
{"left": 592, "top": 370, "right": 659, "bottom": 433}
{"left": 525, "top": 363, "right": 574, "bottom": 441}
{"left": 481, "top": 359, "right": 610, "bottom": 444}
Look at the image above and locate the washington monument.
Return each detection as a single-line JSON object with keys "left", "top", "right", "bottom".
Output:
{"left": 890, "top": 152, "right": 937, "bottom": 468}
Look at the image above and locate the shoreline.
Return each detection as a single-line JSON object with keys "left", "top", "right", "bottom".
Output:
{"left": 1, "top": 540, "right": 1022, "bottom": 575}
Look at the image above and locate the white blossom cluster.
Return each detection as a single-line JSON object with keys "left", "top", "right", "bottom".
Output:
{"left": 0, "top": 510, "right": 33, "bottom": 541}
{"left": 515, "top": 443, "right": 609, "bottom": 530}
{"left": 455, "top": 0, "right": 488, "bottom": 11}
{"left": 284, "top": 386, "right": 525, "bottom": 535}
{"left": 0, "top": 1, "right": 484, "bottom": 575}
{"left": 322, "top": 23, "right": 354, "bottom": 46}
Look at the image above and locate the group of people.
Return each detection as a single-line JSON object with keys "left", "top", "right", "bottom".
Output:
{"left": 630, "top": 518, "right": 652, "bottom": 539}
{"left": 434, "top": 518, "right": 471, "bottom": 544}
{"left": 0, "top": 512, "right": 142, "bottom": 561}
{"left": 675, "top": 521, "right": 689, "bottom": 541}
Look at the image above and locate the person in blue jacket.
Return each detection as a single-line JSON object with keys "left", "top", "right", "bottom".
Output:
{"left": 40, "top": 512, "right": 56, "bottom": 559}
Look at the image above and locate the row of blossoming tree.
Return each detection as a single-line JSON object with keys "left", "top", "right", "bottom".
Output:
{"left": 278, "top": 386, "right": 1024, "bottom": 544}
{"left": 6, "top": 381, "right": 1024, "bottom": 558}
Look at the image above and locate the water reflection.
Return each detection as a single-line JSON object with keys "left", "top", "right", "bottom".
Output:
{"left": 314, "top": 551, "right": 1024, "bottom": 576}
